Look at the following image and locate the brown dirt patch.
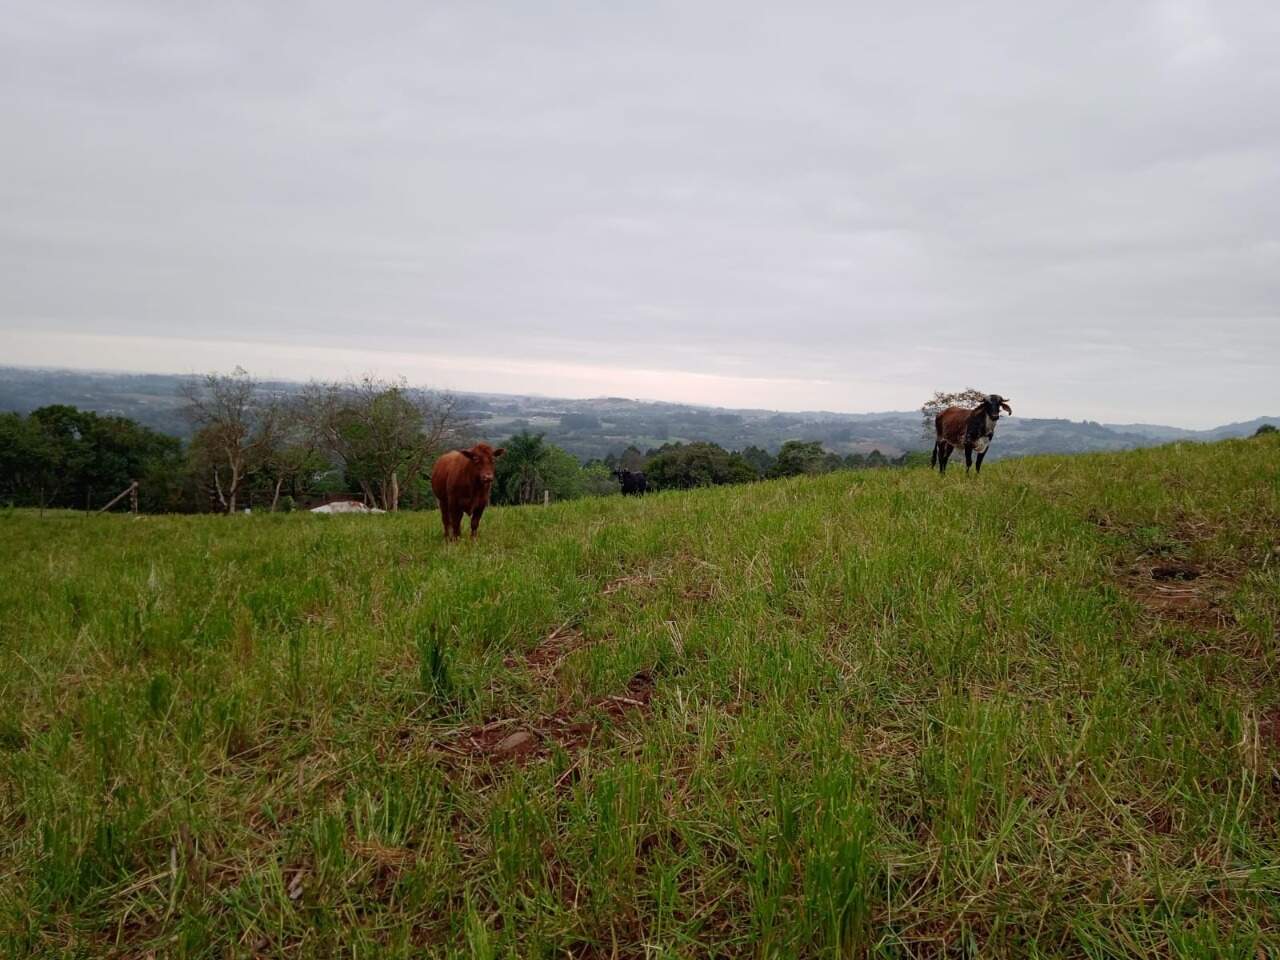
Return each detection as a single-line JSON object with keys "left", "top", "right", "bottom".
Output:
{"left": 428, "top": 669, "right": 657, "bottom": 767}
{"left": 1119, "top": 560, "right": 1238, "bottom": 632}
{"left": 503, "top": 622, "right": 592, "bottom": 675}
{"left": 1150, "top": 562, "right": 1202, "bottom": 582}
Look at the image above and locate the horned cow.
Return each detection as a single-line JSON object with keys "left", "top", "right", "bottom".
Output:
{"left": 931, "top": 394, "right": 1012, "bottom": 475}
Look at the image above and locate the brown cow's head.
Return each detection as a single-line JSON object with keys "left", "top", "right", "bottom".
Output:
{"left": 983, "top": 394, "right": 1012, "bottom": 418}
{"left": 460, "top": 443, "right": 505, "bottom": 491}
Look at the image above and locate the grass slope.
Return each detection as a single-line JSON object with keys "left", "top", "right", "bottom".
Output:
{"left": 2, "top": 437, "right": 1278, "bottom": 958}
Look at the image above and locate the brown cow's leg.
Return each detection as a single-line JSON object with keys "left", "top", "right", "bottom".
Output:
{"left": 939, "top": 442, "right": 951, "bottom": 475}
{"left": 450, "top": 508, "right": 464, "bottom": 541}
{"left": 975, "top": 450, "right": 987, "bottom": 474}
{"left": 439, "top": 501, "right": 453, "bottom": 541}
{"left": 469, "top": 504, "right": 485, "bottom": 539}
{"left": 964, "top": 444, "right": 973, "bottom": 473}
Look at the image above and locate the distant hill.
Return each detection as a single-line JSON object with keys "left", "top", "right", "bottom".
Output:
{"left": 1, "top": 365, "right": 1276, "bottom": 462}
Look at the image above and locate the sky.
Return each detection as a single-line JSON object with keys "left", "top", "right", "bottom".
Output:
{"left": 2, "top": 1, "right": 1278, "bottom": 428}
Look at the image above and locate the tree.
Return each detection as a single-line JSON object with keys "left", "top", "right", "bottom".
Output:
{"left": 540, "top": 445, "right": 587, "bottom": 501}
{"left": 769, "top": 440, "right": 831, "bottom": 478}
{"left": 303, "top": 377, "right": 464, "bottom": 511}
{"left": 581, "top": 461, "right": 619, "bottom": 497}
{"left": 921, "top": 388, "right": 987, "bottom": 439}
{"left": 242, "top": 394, "right": 327, "bottom": 511}
{"left": 1255, "top": 423, "right": 1277, "bottom": 436}
{"left": 0, "top": 412, "right": 59, "bottom": 508}
{"left": 618, "top": 446, "right": 646, "bottom": 472}
{"left": 644, "top": 442, "right": 756, "bottom": 490}
{"left": 0, "top": 406, "right": 182, "bottom": 511}
{"left": 22, "top": 406, "right": 83, "bottom": 508}
{"left": 843, "top": 452, "right": 867, "bottom": 469}
{"left": 179, "top": 369, "right": 275, "bottom": 513}
{"left": 495, "top": 431, "right": 549, "bottom": 505}
{"left": 739, "top": 445, "right": 775, "bottom": 477}
{"left": 493, "top": 432, "right": 594, "bottom": 504}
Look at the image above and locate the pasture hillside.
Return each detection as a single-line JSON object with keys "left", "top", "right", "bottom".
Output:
{"left": 1, "top": 437, "right": 1278, "bottom": 957}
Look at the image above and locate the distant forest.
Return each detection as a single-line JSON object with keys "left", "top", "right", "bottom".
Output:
{"left": 0, "top": 372, "right": 927, "bottom": 514}
{"left": 1, "top": 367, "right": 1276, "bottom": 515}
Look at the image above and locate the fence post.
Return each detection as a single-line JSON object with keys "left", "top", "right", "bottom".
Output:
{"left": 543, "top": 490, "right": 550, "bottom": 507}
{"left": 130, "top": 480, "right": 138, "bottom": 516}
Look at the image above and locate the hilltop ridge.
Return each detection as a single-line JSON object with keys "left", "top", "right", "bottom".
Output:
{"left": 1, "top": 365, "right": 1276, "bottom": 462}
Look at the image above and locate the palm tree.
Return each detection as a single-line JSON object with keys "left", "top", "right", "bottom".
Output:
{"left": 498, "top": 431, "right": 548, "bottom": 504}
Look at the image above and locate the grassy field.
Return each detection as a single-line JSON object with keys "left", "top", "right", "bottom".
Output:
{"left": 2, "top": 436, "right": 1278, "bottom": 958}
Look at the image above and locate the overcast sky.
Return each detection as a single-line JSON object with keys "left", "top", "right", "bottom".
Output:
{"left": 3, "top": 1, "right": 1278, "bottom": 427}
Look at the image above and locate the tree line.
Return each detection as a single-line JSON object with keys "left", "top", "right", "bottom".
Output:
{"left": 0, "top": 371, "right": 466, "bottom": 513}
{"left": 1, "top": 369, "right": 935, "bottom": 513}
{"left": 618, "top": 439, "right": 927, "bottom": 491}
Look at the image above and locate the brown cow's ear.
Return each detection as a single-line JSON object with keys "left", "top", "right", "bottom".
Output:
{"left": 493, "top": 447, "right": 506, "bottom": 458}
{"left": 459, "top": 449, "right": 478, "bottom": 462}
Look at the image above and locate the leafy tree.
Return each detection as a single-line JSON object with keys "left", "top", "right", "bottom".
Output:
{"left": 302, "top": 377, "right": 464, "bottom": 511}
{"left": 0, "top": 412, "right": 57, "bottom": 508}
{"left": 494, "top": 432, "right": 596, "bottom": 504}
{"left": 495, "top": 431, "right": 549, "bottom": 505}
{"left": 739, "top": 445, "right": 775, "bottom": 477}
{"left": 0, "top": 406, "right": 182, "bottom": 511}
{"left": 73, "top": 410, "right": 183, "bottom": 511}
{"left": 644, "top": 442, "right": 757, "bottom": 490}
{"left": 1255, "top": 423, "right": 1277, "bottom": 436}
{"left": 609, "top": 445, "right": 646, "bottom": 472}
{"left": 865, "top": 449, "right": 889, "bottom": 467}
{"left": 769, "top": 441, "right": 830, "bottom": 478}
{"left": 540, "top": 446, "right": 587, "bottom": 501}
{"left": 257, "top": 439, "right": 328, "bottom": 511}
{"left": 581, "top": 461, "right": 619, "bottom": 497}
{"left": 921, "top": 387, "right": 987, "bottom": 439}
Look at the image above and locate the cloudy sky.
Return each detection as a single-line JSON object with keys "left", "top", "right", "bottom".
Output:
{"left": 3, "top": 1, "right": 1278, "bottom": 426}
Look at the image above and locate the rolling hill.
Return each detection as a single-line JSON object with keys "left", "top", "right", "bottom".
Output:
{"left": 1, "top": 434, "right": 1277, "bottom": 955}
{"left": 2, "top": 365, "right": 1276, "bottom": 463}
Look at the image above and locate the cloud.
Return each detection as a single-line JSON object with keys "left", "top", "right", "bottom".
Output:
{"left": 2, "top": 1, "right": 1278, "bottom": 428}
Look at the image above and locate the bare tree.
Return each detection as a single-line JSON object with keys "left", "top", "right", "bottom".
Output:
{"left": 180, "top": 368, "right": 279, "bottom": 513}
{"left": 302, "top": 377, "right": 465, "bottom": 511}
{"left": 921, "top": 387, "right": 987, "bottom": 439}
{"left": 258, "top": 395, "right": 326, "bottom": 511}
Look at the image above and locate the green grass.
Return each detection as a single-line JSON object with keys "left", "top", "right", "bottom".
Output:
{"left": 2, "top": 437, "right": 1278, "bottom": 957}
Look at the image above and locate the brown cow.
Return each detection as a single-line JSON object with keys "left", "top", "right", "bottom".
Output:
{"left": 430, "top": 443, "right": 505, "bottom": 541}
{"left": 931, "top": 394, "right": 1012, "bottom": 475}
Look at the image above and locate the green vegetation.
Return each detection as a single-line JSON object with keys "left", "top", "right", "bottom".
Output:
{"left": 15, "top": 367, "right": 1278, "bottom": 467}
{"left": 492, "top": 431, "right": 615, "bottom": 506}
{"left": 0, "top": 401, "right": 920, "bottom": 514}
{"left": 0, "top": 405, "right": 184, "bottom": 512}
{"left": 1, "top": 437, "right": 1278, "bottom": 957}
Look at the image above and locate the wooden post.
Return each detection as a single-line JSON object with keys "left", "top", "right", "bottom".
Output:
{"left": 98, "top": 480, "right": 139, "bottom": 514}
{"left": 543, "top": 490, "right": 550, "bottom": 506}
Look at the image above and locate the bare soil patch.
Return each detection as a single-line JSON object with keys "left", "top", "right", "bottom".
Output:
{"left": 502, "top": 621, "right": 592, "bottom": 675}
{"left": 1121, "top": 560, "right": 1236, "bottom": 631}
{"left": 430, "top": 669, "right": 656, "bottom": 767}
